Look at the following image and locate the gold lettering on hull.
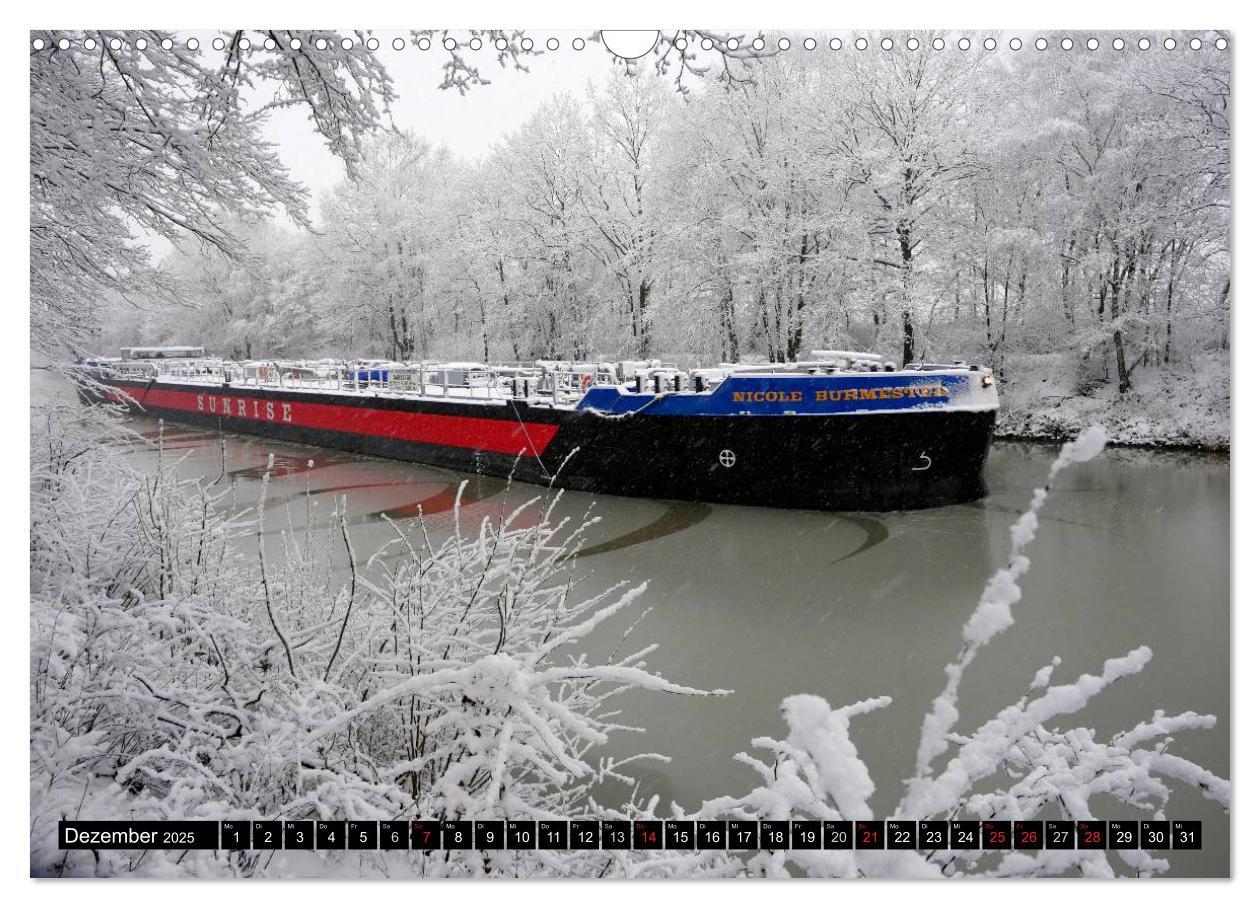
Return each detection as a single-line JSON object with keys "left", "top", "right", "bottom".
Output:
{"left": 731, "top": 385, "right": 949, "bottom": 404}
{"left": 195, "top": 393, "right": 292, "bottom": 423}
{"left": 814, "top": 385, "right": 949, "bottom": 402}
{"left": 731, "top": 390, "right": 804, "bottom": 403}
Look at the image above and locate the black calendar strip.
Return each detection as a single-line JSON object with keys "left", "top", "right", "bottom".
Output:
{"left": 57, "top": 819, "right": 1202, "bottom": 852}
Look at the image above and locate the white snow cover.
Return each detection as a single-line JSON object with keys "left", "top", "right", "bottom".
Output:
{"left": 30, "top": 407, "right": 1228, "bottom": 879}
{"left": 30, "top": 400, "right": 725, "bottom": 879}
{"left": 996, "top": 352, "right": 1229, "bottom": 450}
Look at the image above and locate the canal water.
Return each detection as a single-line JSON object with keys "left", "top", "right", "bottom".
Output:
{"left": 67, "top": 393, "right": 1232, "bottom": 876}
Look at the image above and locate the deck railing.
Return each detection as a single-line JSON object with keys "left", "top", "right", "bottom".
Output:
{"left": 104, "top": 358, "right": 630, "bottom": 404}
{"left": 97, "top": 351, "right": 942, "bottom": 407}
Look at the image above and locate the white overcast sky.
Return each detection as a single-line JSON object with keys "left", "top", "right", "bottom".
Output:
{"left": 259, "top": 30, "right": 630, "bottom": 225}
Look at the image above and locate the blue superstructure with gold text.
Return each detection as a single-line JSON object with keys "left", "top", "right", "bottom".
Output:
{"left": 577, "top": 370, "right": 984, "bottom": 417}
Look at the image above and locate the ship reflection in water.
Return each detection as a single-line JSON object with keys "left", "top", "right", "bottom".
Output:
{"left": 129, "top": 421, "right": 894, "bottom": 562}
{"left": 121, "top": 420, "right": 1230, "bottom": 877}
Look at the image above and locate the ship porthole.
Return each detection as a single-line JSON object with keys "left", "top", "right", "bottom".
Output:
{"left": 718, "top": 449, "right": 737, "bottom": 468}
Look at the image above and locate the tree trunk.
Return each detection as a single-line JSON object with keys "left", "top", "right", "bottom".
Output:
{"left": 1113, "top": 329, "right": 1130, "bottom": 394}
{"left": 719, "top": 284, "right": 739, "bottom": 363}
{"left": 479, "top": 297, "right": 490, "bottom": 363}
{"left": 1061, "top": 232, "right": 1077, "bottom": 327}
{"left": 1218, "top": 277, "right": 1231, "bottom": 351}
{"left": 787, "top": 232, "right": 810, "bottom": 363}
{"left": 496, "top": 258, "right": 518, "bottom": 361}
{"left": 902, "top": 309, "right": 915, "bottom": 367}
{"left": 637, "top": 279, "right": 652, "bottom": 357}
{"left": 1109, "top": 257, "right": 1131, "bottom": 394}
{"left": 757, "top": 287, "right": 773, "bottom": 362}
{"left": 897, "top": 220, "right": 915, "bottom": 366}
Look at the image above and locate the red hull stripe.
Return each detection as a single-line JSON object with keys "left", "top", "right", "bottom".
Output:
{"left": 117, "top": 386, "right": 560, "bottom": 457}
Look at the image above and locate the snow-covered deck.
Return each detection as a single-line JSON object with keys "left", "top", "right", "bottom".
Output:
{"left": 115, "top": 368, "right": 577, "bottom": 408}
{"left": 92, "top": 352, "right": 999, "bottom": 419}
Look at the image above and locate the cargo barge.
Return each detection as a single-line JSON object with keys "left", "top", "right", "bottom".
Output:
{"left": 79, "top": 348, "right": 998, "bottom": 511}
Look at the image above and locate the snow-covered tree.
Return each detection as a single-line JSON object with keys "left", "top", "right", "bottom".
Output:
{"left": 315, "top": 132, "right": 458, "bottom": 360}
{"left": 580, "top": 74, "right": 675, "bottom": 355}
{"left": 30, "top": 406, "right": 720, "bottom": 878}
{"left": 491, "top": 96, "right": 603, "bottom": 360}
{"left": 30, "top": 29, "right": 392, "bottom": 355}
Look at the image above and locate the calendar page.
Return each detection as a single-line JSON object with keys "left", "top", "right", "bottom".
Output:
{"left": 28, "top": 20, "right": 1231, "bottom": 883}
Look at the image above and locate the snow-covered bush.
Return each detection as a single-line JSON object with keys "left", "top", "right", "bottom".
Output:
{"left": 30, "top": 401, "right": 715, "bottom": 878}
{"left": 683, "top": 426, "right": 1230, "bottom": 878}
{"left": 31, "top": 410, "right": 1228, "bottom": 879}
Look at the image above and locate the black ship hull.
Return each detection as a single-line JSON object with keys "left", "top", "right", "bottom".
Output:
{"left": 90, "top": 378, "right": 995, "bottom": 511}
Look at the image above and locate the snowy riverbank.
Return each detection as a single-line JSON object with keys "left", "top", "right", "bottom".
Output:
{"left": 995, "top": 352, "right": 1230, "bottom": 452}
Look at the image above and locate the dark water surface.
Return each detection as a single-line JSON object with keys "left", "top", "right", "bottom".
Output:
{"left": 99, "top": 403, "right": 1232, "bottom": 877}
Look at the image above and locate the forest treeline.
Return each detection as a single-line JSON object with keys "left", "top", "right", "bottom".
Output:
{"left": 105, "top": 41, "right": 1229, "bottom": 397}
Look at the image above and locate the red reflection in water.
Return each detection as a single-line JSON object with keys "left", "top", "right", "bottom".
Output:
{"left": 375, "top": 480, "right": 501, "bottom": 520}
{"left": 131, "top": 429, "right": 223, "bottom": 450}
{"left": 231, "top": 451, "right": 359, "bottom": 480}
{"left": 265, "top": 480, "right": 426, "bottom": 510}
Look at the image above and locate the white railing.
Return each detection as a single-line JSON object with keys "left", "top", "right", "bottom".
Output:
{"left": 102, "top": 352, "right": 969, "bottom": 407}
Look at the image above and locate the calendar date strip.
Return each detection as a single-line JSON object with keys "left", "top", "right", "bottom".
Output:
{"left": 57, "top": 819, "right": 1203, "bottom": 852}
